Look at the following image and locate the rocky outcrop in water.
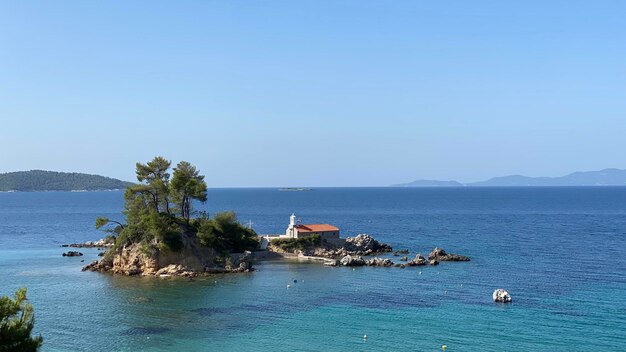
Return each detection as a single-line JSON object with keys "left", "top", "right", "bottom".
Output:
{"left": 62, "top": 251, "right": 83, "bottom": 257}
{"left": 365, "top": 257, "right": 394, "bottom": 267}
{"left": 406, "top": 253, "right": 427, "bottom": 266}
{"left": 155, "top": 264, "right": 197, "bottom": 278}
{"left": 82, "top": 237, "right": 253, "bottom": 277}
{"left": 339, "top": 255, "right": 366, "bottom": 266}
{"left": 62, "top": 238, "right": 114, "bottom": 248}
{"left": 345, "top": 234, "right": 393, "bottom": 254}
{"left": 269, "top": 233, "right": 393, "bottom": 259}
{"left": 428, "top": 247, "right": 470, "bottom": 262}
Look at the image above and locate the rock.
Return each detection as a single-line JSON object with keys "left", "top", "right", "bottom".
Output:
{"left": 429, "top": 259, "right": 439, "bottom": 266}
{"left": 399, "top": 264, "right": 405, "bottom": 268}
{"left": 98, "top": 252, "right": 105, "bottom": 257}
{"left": 62, "top": 251, "right": 83, "bottom": 257}
{"left": 65, "top": 238, "right": 114, "bottom": 248}
{"left": 406, "top": 253, "right": 427, "bottom": 266}
{"left": 235, "top": 251, "right": 253, "bottom": 271}
{"left": 493, "top": 289, "right": 512, "bottom": 303}
{"left": 82, "top": 260, "right": 100, "bottom": 271}
{"left": 340, "top": 255, "right": 365, "bottom": 266}
{"left": 400, "top": 256, "right": 408, "bottom": 262}
{"left": 126, "top": 266, "right": 142, "bottom": 276}
{"left": 365, "top": 257, "right": 394, "bottom": 267}
{"left": 324, "top": 259, "right": 339, "bottom": 267}
{"left": 395, "top": 249, "right": 409, "bottom": 254}
{"left": 344, "top": 234, "right": 392, "bottom": 253}
{"left": 155, "top": 264, "right": 197, "bottom": 277}
{"left": 428, "top": 247, "right": 470, "bottom": 262}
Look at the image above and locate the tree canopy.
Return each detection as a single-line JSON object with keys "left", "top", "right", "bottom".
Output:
{"left": 98, "top": 156, "right": 258, "bottom": 254}
{"left": 0, "top": 288, "right": 43, "bottom": 352}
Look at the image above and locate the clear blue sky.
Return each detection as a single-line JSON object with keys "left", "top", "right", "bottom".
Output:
{"left": 1, "top": 1, "right": 625, "bottom": 187}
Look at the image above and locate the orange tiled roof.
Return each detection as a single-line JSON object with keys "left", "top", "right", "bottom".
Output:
{"left": 295, "top": 224, "right": 339, "bottom": 232}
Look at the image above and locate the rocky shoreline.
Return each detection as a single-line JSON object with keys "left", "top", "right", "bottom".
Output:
{"left": 62, "top": 238, "right": 114, "bottom": 248}
{"left": 268, "top": 234, "right": 393, "bottom": 258}
{"left": 82, "top": 250, "right": 254, "bottom": 278}
{"left": 267, "top": 233, "right": 470, "bottom": 270}
{"left": 324, "top": 247, "right": 470, "bottom": 268}
{"left": 75, "top": 234, "right": 470, "bottom": 278}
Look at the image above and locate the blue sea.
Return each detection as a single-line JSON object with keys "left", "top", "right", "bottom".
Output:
{"left": 1, "top": 188, "right": 625, "bottom": 351}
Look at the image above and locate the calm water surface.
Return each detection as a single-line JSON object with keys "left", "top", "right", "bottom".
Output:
{"left": 1, "top": 188, "right": 625, "bottom": 351}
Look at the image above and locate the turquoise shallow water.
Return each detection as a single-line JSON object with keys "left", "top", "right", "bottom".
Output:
{"left": 1, "top": 188, "right": 626, "bottom": 351}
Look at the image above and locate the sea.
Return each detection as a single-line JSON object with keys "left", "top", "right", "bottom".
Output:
{"left": 1, "top": 187, "right": 625, "bottom": 352}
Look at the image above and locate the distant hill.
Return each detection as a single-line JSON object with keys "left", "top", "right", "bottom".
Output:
{"left": 392, "top": 180, "right": 464, "bottom": 187}
{"left": 0, "top": 170, "right": 134, "bottom": 192}
{"left": 394, "top": 168, "right": 626, "bottom": 187}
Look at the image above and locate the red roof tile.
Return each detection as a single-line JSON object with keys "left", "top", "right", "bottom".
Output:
{"left": 295, "top": 224, "right": 339, "bottom": 232}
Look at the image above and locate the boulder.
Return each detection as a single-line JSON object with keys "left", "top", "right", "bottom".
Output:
{"left": 236, "top": 251, "right": 253, "bottom": 271}
{"left": 62, "top": 251, "right": 83, "bottom": 257}
{"left": 344, "top": 234, "right": 392, "bottom": 253}
{"left": 365, "top": 257, "right": 394, "bottom": 267}
{"left": 428, "top": 247, "right": 470, "bottom": 262}
{"left": 155, "top": 264, "right": 197, "bottom": 277}
{"left": 340, "top": 255, "right": 365, "bottom": 266}
{"left": 406, "top": 253, "right": 427, "bottom": 266}
{"left": 400, "top": 256, "right": 408, "bottom": 262}
{"left": 82, "top": 260, "right": 100, "bottom": 271}
{"left": 493, "top": 289, "right": 512, "bottom": 303}
{"left": 324, "top": 259, "right": 339, "bottom": 267}
{"left": 429, "top": 259, "right": 439, "bottom": 266}
{"left": 66, "top": 238, "right": 114, "bottom": 248}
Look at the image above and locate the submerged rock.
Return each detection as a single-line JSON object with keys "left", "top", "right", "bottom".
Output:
{"left": 493, "top": 289, "right": 512, "bottom": 303}
{"left": 428, "top": 247, "right": 470, "bottom": 262}
{"left": 62, "top": 251, "right": 83, "bottom": 257}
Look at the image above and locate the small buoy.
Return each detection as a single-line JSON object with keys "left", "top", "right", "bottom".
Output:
{"left": 353, "top": 268, "right": 356, "bottom": 271}
{"left": 293, "top": 279, "right": 298, "bottom": 283}
{"left": 363, "top": 334, "right": 368, "bottom": 340}
{"left": 418, "top": 271, "right": 422, "bottom": 275}
{"left": 442, "top": 345, "right": 447, "bottom": 351}
{"left": 287, "top": 284, "right": 291, "bottom": 288}
{"left": 147, "top": 337, "right": 150, "bottom": 340}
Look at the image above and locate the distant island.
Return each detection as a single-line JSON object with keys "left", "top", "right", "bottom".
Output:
{"left": 0, "top": 170, "right": 134, "bottom": 192}
{"left": 393, "top": 168, "right": 626, "bottom": 187}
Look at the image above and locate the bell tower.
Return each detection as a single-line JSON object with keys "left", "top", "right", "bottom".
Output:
{"left": 286, "top": 213, "right": 296, "bottom": 238}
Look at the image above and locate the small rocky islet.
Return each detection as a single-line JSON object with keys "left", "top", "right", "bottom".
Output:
{"left": 70, "top": 233, "right": 470, "bottom": 277}
{"left": 66, "top": 156, "right": 471, "bottom": 279}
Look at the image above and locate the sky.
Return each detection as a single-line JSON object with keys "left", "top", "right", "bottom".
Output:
{"left": 1, "top": 1, "right": 626, "bottom": 187}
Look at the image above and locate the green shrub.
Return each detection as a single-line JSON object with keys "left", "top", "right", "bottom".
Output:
{"left": 196, "top": 211, "right": 259, "bottom": 253}
{"left": 271, "top": 235, "right": 321, "bottom": 252}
